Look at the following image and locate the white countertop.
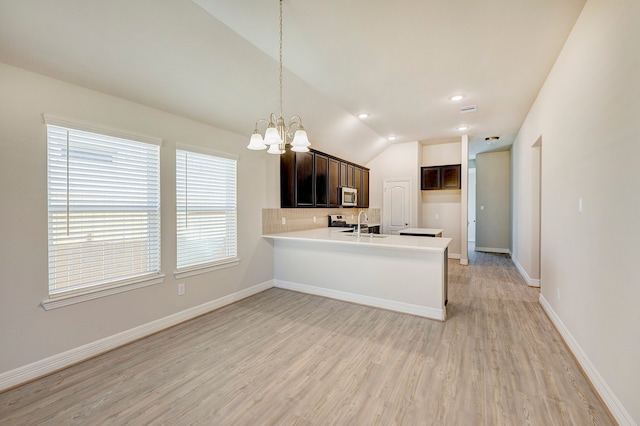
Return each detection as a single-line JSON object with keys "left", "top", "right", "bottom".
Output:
{"left": 399, "top": 228, "right": 444, "bottom": 236}
{"left": 263, "top": 228, "right": 451, "bottom": 252}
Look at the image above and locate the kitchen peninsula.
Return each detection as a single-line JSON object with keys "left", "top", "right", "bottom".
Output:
{"left": 263, "top": 229, "right": 451, "bottom": 321}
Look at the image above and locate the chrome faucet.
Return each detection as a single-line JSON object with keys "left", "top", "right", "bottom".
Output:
{"left": 357, "top": 210, "right": 368, "bottom": 237}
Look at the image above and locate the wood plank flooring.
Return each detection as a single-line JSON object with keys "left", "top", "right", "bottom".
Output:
{"left": 0, "top": 251, "right": 614, "bottom": 425}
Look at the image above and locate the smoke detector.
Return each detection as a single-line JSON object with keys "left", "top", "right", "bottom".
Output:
{"left": 485, "top": 136, "right": 500, "bottom": 144}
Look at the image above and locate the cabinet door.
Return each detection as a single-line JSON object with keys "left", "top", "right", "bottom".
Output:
{"left": 339, "top": 162, "right": 348, "bottom": 187}
{"left": 361, "top": 169, "right": 370, "bottom": 207}
{"left": 421, "top": 167, "right": 441, "bottom": 190}
{"left": 295, "top": 151, "right": 314, "bottom": 206}
{"left": 441, "top": 165, "right": 461, "bottom": 189}
{"left": 354, "top": 167, "right": 362, "bottom": 205}
{"left": 280, "top": 150, "right": 296, "bottom": 207}
{"left": 328, "top": 158, "right": 340, "bottom": 206}
{"left": 315, "top": 153, "right": 329, "bottom": 207}
{"left": 347, "top": 164, "right": 355, "bottom": 187}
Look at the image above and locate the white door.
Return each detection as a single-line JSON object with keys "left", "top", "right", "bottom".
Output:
{"left": 383, "top": 179, "right": 411, "bottom": 234}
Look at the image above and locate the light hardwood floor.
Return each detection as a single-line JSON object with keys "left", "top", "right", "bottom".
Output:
{"left": 0, "top": 251, "right": 614, "bottom": 425}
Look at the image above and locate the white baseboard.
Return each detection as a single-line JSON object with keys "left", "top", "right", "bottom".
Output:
{"left": 474, "top": 246, "right": 510, "bottom": 254}
{"left": 0, "top": 280, "right": 274, "bottom": 392}
{"left": 459, "top": 258, "right": 469, "bottom": 266}
{"left": 448, "top": 253, "right": 461, "bottom": 260}
{"left": 511, "top": 255, "right": 540, "bottom": 287}
{"left": 274, "top": 279, "right": 444, "bottom": 321}
{"left": 539, "top": 295, "right": 635, "bottom": 426}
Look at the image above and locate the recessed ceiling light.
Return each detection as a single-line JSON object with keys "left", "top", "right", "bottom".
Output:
{"left": 387, "top": 136, "right": 396, "bottom": 141}
{"left": 450, "top": 95, "right": 464, "bottom": 101}
{"left": 457, "top": 125, "right": 469, "bottom": 131}
{"left": 357, "top": 113, "right": 369, "bottom": 119}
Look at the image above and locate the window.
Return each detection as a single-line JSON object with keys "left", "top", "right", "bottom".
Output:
{"left": 46, "top": 119, "right": 161, "bottom": 301}
{"left": 176, "top": 148, "right": 238, "bottom": 274}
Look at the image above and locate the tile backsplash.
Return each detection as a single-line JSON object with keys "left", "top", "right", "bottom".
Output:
{"left": 262, "top": 208, "right": 381, "bottom": 234}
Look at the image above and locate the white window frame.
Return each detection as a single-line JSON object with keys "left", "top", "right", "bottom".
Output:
{"left": 175, "top": 144, "right": 239, "bottom": 279}
{"left": 42, "top": 115, "right": 165, "bottom": 310}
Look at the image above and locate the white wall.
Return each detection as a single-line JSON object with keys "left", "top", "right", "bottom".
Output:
{"left": 511, "top": 0, "right": 640, "bottom": 422}
{"left": 475, "top": 151, "right": 510, "bottom": 252}
{"left": 367, "top": 141, "right": 421, "bottom": 229}
{"left": 0, "top": 64, "right": 277, "bottom": 375}
{"left": 421, "top": 142, "right": 463, "bottom": 258}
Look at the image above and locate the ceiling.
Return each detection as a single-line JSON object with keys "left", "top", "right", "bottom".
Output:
{"left": 0, "top": 0, "right": 585, "bottom": 164}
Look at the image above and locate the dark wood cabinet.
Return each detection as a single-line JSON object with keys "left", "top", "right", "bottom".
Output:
{"left": 295, "top": 151, "right": 314, "bottom": 206}
{"left": 361, "top": 169, "right": 369, "bottom": 207}
{"left": 328, "top": 158, "right": 340, "bottom": 207}
{"left": 281, "top": 149, "right": 369, "bottom": 208}
{"left": 354, "top": 167, "right": 362, "bottom": 198}
{"left": 340, "top": 162, "right": 355, "bottom": 188}
{"left": 421, "top": 164, "right": 461, "bottom": 190}
{"left": 441, "top": 165, "right": 461, "bottom": 189}
{"left": 314, "top": 153, "right": 328, "bottom": 207}
{"left": 421, "top": 167, "right": 441, "bottom": 190}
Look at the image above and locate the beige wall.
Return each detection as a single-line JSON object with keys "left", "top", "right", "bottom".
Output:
{"left": 511, "top": 0, "right": 639, "bottom": 422}
{"left": 0, "top": 63, "right": 276, "bottom": 373}
{"left": 475, "top": 151, "right": 510, "bottom": 252}
{"left": 421, "top": 142, "right": 463, "bottom": 258}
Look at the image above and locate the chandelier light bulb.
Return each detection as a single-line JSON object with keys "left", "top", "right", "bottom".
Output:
{"left": 247, "top": 131, "right": 267, "bottom": 150}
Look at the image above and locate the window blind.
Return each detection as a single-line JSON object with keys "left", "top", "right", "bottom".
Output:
{"left": 47, "top": 125, "right": 161, "bottom": 296}
{"left": 176, "top": 149, "right": 237, "bottom": 270}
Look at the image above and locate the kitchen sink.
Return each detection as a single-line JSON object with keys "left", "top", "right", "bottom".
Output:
{"left": 337, "top": 232, "right": 389, "bottom": 239}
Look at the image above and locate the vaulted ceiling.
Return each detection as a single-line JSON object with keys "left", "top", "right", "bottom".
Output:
{"left": 0, "top": 0, "right": 585, "bottom": 164}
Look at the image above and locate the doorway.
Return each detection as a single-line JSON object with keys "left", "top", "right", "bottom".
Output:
{"left": 468, "top": 167, "right": 476, "bottom": 245}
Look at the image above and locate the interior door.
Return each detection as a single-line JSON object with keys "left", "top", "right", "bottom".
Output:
{"left": 383, "top": 179, "right": 411, "bottom": 234}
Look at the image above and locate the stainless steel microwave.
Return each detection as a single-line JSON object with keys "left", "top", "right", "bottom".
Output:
{"left": 341, "top": 187, "right": 357, "bottom": 206}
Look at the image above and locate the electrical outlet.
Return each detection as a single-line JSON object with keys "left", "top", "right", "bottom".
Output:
{"left": 313, "top": 216, "right": 317, "bottom": 223}
{"left": 281, "top": 217, "right": 286, "bottom": 225}
{"left": 578, "top": 198, "right": 583, "bottom": 213}
{"left": 178, "top": 283, "right": 185, "bottom": 296}
{"left": 435, "top": 214, "right": 440, "bottom": 220}
{"left": 556, "top": 287, "right": 560, "bottom": 301}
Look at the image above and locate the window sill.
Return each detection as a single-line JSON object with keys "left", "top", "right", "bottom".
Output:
{"left": 41, "top": 274, "right": 166, "bottom": 311}
{"left": 174, "top": 258, "right": 241, "bottom": 280}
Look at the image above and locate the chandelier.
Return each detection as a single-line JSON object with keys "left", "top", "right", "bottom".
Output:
{"left": 247, "top": 0, "right": 310, "bottom": 154}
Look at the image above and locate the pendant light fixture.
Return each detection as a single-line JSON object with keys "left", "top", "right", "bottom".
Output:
{"left": 247, "top": 0, "right": 310, "bottom": 154}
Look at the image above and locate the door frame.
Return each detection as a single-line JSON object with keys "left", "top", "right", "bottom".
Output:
{"left": 382, "top": 178, "right": 412, "bottom": 234}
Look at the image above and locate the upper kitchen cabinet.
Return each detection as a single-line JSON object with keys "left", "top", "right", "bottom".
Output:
{"left": 328, "top": 158, "right": 340, "bottom": 206}
{"left": 281, "top": 149, "right": 369, "bottom": 208}
{"left": 441, "top": 165, "right": 461, "bottom": 189}
{"left": 421, "top": 164, "right": 461, "bottom": 190}
{"left": 340, "top": 162, "right": 355, "bottom": 188}
{"left": 361, "top": 169, "right": 370, "bottom": 207}
{"left": 314, "top": 153, "right": 329, "bottom": 207}
{"left": 281, "top": 150, "right": 314, "bottom": 207}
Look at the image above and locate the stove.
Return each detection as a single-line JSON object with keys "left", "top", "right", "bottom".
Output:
{"left": 328, "top": 214, "right": 351, "bottom": 227}
{"left": 328, "top": 214, "right": 367, "bottom": 230}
